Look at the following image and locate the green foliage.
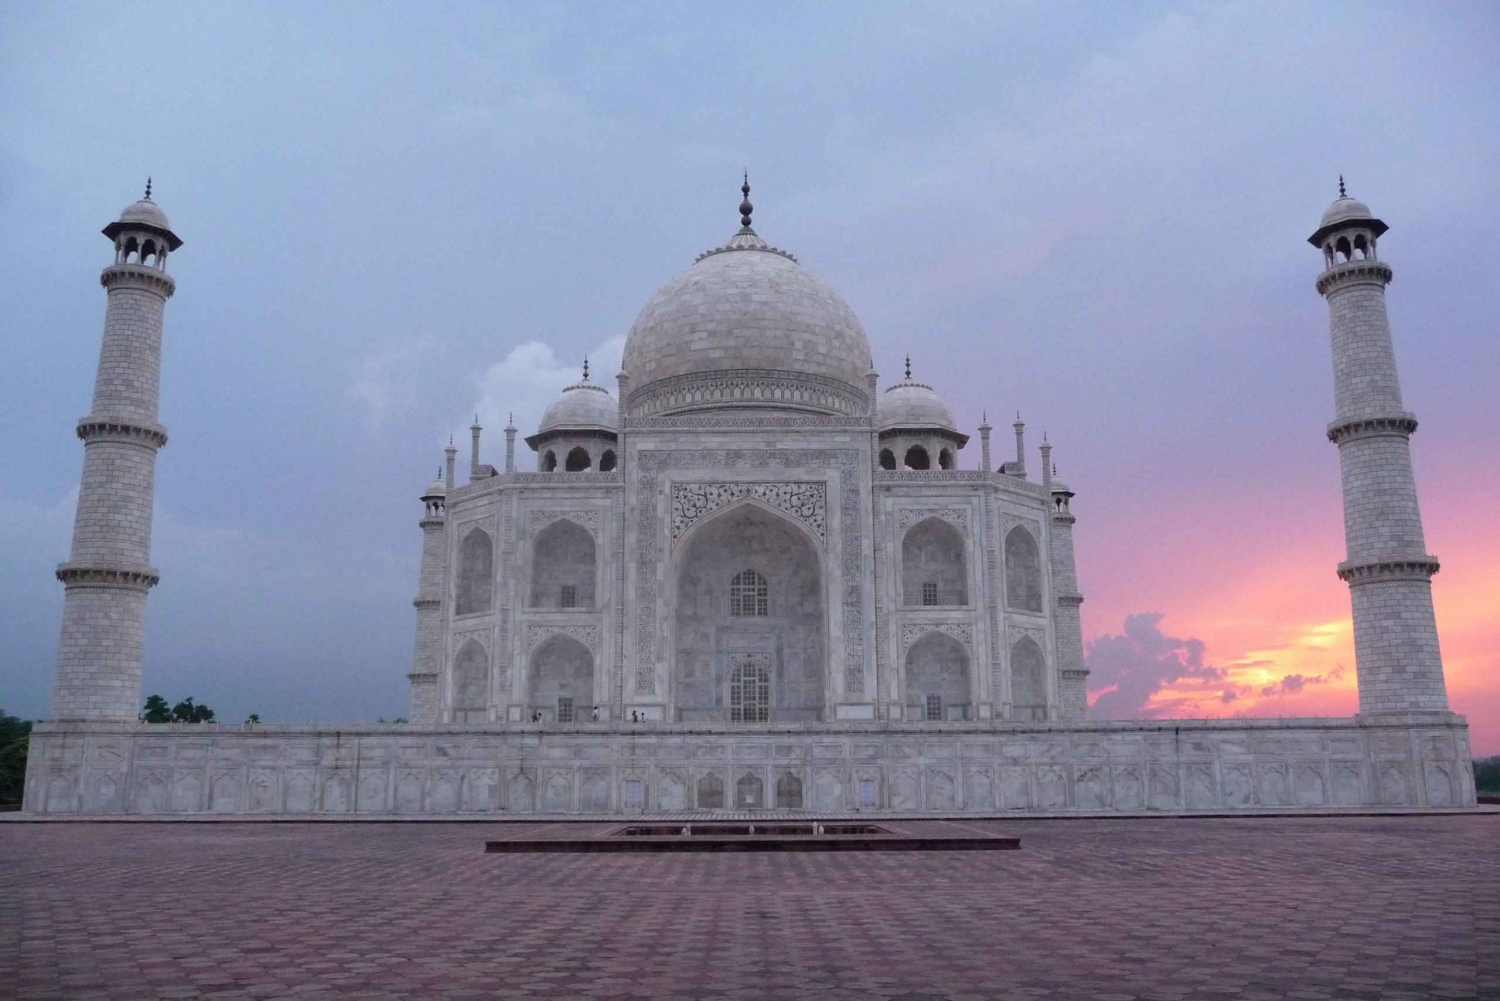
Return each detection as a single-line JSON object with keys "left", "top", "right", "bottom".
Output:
{"left": 170, "top": 698, "right": 215, "bottom": 723}
{"left": 1475, "top": 756, "right": 1500, "bottom": 795}
{"left": 246, "top": 713, "right": 260, "bottom": 724}
{"left": 142, "top": 694, "right": 172, "bottom": 723}
{"left": 0, "top": 710, "right": 32, "bottom": 804}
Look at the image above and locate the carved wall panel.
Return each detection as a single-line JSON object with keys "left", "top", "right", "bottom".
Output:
{"left": 671, "top": 481, "right": 826, "bottom": 543}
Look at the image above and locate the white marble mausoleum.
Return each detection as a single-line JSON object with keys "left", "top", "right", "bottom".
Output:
{"left": 22, "top": 179, "right": 1477, "bottom": 816}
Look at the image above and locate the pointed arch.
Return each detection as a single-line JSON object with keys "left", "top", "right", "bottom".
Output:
{"left": 1004, "top": 526, "right": 1043, "bottom": 612}
{"left": 530, "top": 518, "right": 596, "bottom": 609}
{"left": 456, "top": 528, "right": 493, "bottom": 615}
{"left": 452, "top": 639, "right": 488, "bottom": 722}
{"left": 529, "top": 634, "right": 594, "bottom": 722}
{"left": 564, "top": 446, "right": 591, "bottom": 471}
{"left": 905, "top": 631, "right": 970, "bottom": 721}
{"left": 673, "top": 500, "right": 825, "bottom": 723}
{"left": 598, "top": 449, "right": 617, "bottom": 471}
{"left": 938, "top": 448, "right": 953, "bottom": 470}
{"left": 542, "top": 450, "right": 557, "bottom": 472}
{"left": 902, "top": 516, "right": 967, "bottom": 607}
{"left": 879, "top": 448, "right": 896, "bottom": 470}
{"left": 1011, "top": 635, "right": 1047, "bottom": 721}
{"left": 903, "top": 444, "right": 930, "bottom": 470}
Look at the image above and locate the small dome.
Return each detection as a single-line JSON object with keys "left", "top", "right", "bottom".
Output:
{"left": 1308, "top": 183, "right": 1387, "bottom": 248}
{"left": 1050, "top": 475, "right": 1073, "bottom": 495}
{"left": 1318, "top": 195, "right": 1374, "bottom": 230}
{"left": 879, "top": 366, "right": 956, "bottom": 432}
{"left": 119, "top": 197, "right": 172, "bottom": 230}
{"left": 423, "top": 476, "right": 447, "bottom": 498}
{"left": 538, "top": 379, "right": 617, "bottom": 434}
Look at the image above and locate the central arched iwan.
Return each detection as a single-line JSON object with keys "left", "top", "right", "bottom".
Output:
{"left": 673, "top": 503, "right": 825, "bottom": 722}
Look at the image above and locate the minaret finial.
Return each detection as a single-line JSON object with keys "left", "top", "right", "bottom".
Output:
{"left": 1339, "top": 174, "right": 1346, "bottom": 198}
{"left": 144, "top": 177, "right": 152, "bottom": 200}
{"left": 739, "top": 173, "right": 753, "bottom": 228}
{"left": 904, "top": 354, "right": 911, "bottom": 380}
{"left": 583, "top": 355, "right": 589, "bottom": 381}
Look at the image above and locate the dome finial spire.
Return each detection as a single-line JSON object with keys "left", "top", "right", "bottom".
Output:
{"left": 904, "top": 354, "right": 911, "bottom": 379}
{"left": 739, "top": 172, "right": 753, "bottom": 229}
{"left": 144, "top": 176, "right": 153, "bottom": 200}
{"left": 1338, "top": 174, "right": 1346, "bottom": 198}
{"left": 582, "top": 355, "right": 589, "bottom": 381}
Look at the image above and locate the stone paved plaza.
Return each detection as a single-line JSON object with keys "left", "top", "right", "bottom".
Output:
{"left": 3, "top": 816, "right": 1495, "bottom": 1000}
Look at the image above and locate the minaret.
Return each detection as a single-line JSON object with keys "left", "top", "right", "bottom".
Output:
{"left": 50, "top": 184, "right": 182, "bottom": 721}
{"left": 407, "top": 468, "right": 448, "bottom": 723}
{"left": 1046, "top": 457, "right": 1088, "bottom": 720}
{"left": 1310, "top": 181, "right": 1448, "bottom": 715}
{"left": 503, "top": 414, "right": 517, "bottom": 474}
{"left": 444, "top": 437, "right": 457, "bottom": 489}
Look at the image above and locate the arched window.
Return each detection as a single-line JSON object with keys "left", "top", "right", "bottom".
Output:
{"left": 938, "top": 448, "right": 953, "bottom": 470}
{"left": 1353, "top": 233, "right": 1369, "bottom": 259}
{"left": 729, "top": 569, "right": 768, "bottom": 617}
{"left": 730, "top": 662, "right": 770, "bottom": 722}
{"left": 542, "top": 450, "right": 557, "bottom": 472}
{"left": 902, "top": 517, "right": 967, "bottom": 606}
{"left": 1011, "top": 636, "right": 1047, "bottom": 721}
{"left": 455, "top": 529, "right": 494, "bottom": 615}
{"left": 124, "top": 236, "right": 139, "bottom": 263}
{"left": 451, "top": 639, "right": 488, "bottom": 722}
{"left": 925, "top": 693, "right": 943, "bottom": 721}
{"left": 1335, "top": 236, "right": 1352, "bottom": 263}
{"left": 879, "top": 448, "right": 896, "bottom": 470}
{"left": 775, "top": 772, "right": 803, "bottom": 808}
{"left": 598, "top": 449, "right": 616, "bottom": 472}
{"left": 905, "top": 631, "right": 969, "bottom": 723}
{"left": 904, "top": 445, "right": 930, "bottom": 470}
{"left": 697, "top": 772, "right": 724, "bottom": 809}
{"left": 1004, "top": 526, "right": 1043, "bottom": 612}
{"left": 141, "top": 239, "right": 157, "bottom": 266}
{"left": 564, "top": 446, "right": 591, "bottom": 471}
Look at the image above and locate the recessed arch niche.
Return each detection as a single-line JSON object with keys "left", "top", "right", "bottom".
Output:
{"left": 530, "top": 519, "right": 596, "bottom": 609}
{"left": 901, "top": 516, "right": 967, "bottom": 607}
{"left": 673, "top": 501, "right": 825, "bottom": 722}
{"left": 905, "top": 631, "right": 971, "bottom": 721}
{"left": 529, "top": 634, "right": 595, "bottom": 722}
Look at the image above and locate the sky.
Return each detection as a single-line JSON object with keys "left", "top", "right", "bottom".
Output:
{"left": 2, "top": 2, "right": 1496, "bottom": 752}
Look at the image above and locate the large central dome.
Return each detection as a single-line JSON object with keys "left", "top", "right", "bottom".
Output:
{"left": 621, "top": 184, "right": 873, "bottom": 418}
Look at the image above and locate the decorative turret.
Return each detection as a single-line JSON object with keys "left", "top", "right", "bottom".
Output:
{"left": 526, "top": 359, "right": 618, "bottom": 472}
{"left": 1311, "top": 182, "right": 1449, "bottom": 715}
{"left": 469, "top": 415, "right": 482, "bottom": 482}
{"left": 444, "top": 437, "right": 457, "bottom": 489}
{"left": 1045, "top": 451, "right": 1087, "bottom": 720}
{"left": 50, "top": 183, "right": 182, "bottom": 723}
{"left": 978, "top": 412, "right": 993, "bottom": 476}
{"left": 1009, "top": 414, "right": 1026, "bottom": 477}
{"left": 876, "top": 356, "right": 968, "bottom": 470}
{"left": 407, "top": 464, "right": 448, "bottom": 723}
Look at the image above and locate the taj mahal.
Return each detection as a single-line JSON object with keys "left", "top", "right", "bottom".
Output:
{"left": 22, "top": 178, "right": 1477, "bottom": 816}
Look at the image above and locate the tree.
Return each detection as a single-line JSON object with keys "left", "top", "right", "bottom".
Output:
{"left": 1475, "top": 756, "right": 1500, "bottom": 796}
{"left": 142, "top": 694, "right": 172, "bottom": 723}
{"left": 0, "top": 710, "right": 32, "bottom": 804}
{"left": 245, "top": 713, "right": 260, "bottom": 724}
{"left": 170, "top": 698, "right": 215, "bottom": 723}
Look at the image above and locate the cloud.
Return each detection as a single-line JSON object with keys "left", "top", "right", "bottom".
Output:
{"left": 1085, "top": 612, "right": 1227, "bottom": 719}
{"left": 1260, "top": 666, "right": 1345, "bottom": 698}
{"left": 344, "top": 339, "right": 434, "bottom": 427}
{"left": 468, "top": 333, "right": 625, "bottom": 449}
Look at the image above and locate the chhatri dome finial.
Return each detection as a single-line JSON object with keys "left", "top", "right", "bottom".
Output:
{"left": 739, "top": 172, "right": 753, "bottom": 229}
{"left": 144, "top": 176, "right": 153, "bottom": 200}
{"left": 1338, "top": 174, "right": 1346, "bottom": 198}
